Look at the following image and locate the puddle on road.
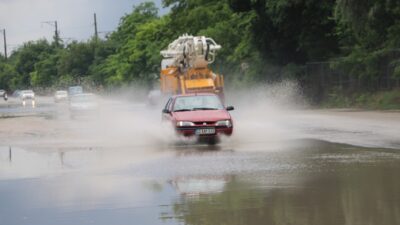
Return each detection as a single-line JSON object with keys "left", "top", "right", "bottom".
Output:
{"left": 0, "top": 146, "right": 172, "bottom": 180}
{"left": 1, "top": 140, "right": 400, "bottom": 225}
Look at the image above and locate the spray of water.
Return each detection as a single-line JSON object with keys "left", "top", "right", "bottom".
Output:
{"left": 223, "top": 80, "right": 308, "bottom": 148}
{"left": 3, "top": 79, "right": 399, "bottom": 157}
{"left": 1, "top": 80, "right": 307, "bottom": 152}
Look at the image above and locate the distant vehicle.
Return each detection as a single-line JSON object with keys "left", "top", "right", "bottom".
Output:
{"left": 69, "top": 93, "right": 98, "bottom": 119}
{"left": 162, "top": 93, "right": 234, "bottom": 144}
{"left": 0, "top": 89, "right": 7, "bottom": 101}
{"left": 68, "top": 86, "right": 83, "bottom": 97}
{"left": 54, "top": 90, "right": 68, "bottom": 103}
{"left": 19, "top": 90, "right": 35, "bottom": 107}
{"left": 12, "top": 90, "right": 21, "bottom": 98}
{"left": 20, "top": 90, "right": 35, "bottom": 100}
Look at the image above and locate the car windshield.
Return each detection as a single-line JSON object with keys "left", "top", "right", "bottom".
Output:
{"left": 22, "top": 90, "right": 34, "bottom": 94}
{"left": 68, "top": 86, "right": 83, "bottom": 95}
{"left": 173, "top": 95, "right": 223, "bottom": 111}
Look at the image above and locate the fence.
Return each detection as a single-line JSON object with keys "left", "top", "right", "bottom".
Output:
{"left": 302, "top": 51, "right": 400, "bottom": 103}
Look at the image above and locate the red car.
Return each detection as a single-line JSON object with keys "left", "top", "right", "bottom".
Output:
{"left": 162, "top": 93, "right": 234, "bottom": 143}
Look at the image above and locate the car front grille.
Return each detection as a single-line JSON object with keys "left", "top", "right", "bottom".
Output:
{"left": 193, "top": 121, "right": 215, "bottom": 126}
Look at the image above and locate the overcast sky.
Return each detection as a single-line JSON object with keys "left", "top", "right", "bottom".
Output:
{"left": 0, "top": 0, "right": 166, "bottom": 53}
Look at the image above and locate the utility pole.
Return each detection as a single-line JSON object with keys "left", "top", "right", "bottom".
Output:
{"left": 42, "top": 21, "right": 59, "bottom": 46}
{"left": 55, "top": 21, "right": 59, "bottom": 44}
{"left": 1, "top": 29, "right": 7, "bottom": 60}
{"left": 94, "top": 13, "right": 98, "bottom": 40}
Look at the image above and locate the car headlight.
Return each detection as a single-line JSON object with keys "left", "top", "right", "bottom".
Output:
{"left": 176, "top": 121, "right": 195, "bottom": 127}
{"left": 216, "top": 120, "right": 232, "bottom": 127}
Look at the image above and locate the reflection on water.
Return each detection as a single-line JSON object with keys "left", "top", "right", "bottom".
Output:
{"left": 170, "top": 175, "right": 229, "bottom": 196}
{"left": 0, "top": 146, "right": 171, "bottom": 180}
{"left": 0, "top": 141, "right": 400, "bottom": 225}
{"left": 169, "top": 168, "right": 400, "bottom": 225}
{"left": 166, "top": 142, "right": 400, "bottom": 225}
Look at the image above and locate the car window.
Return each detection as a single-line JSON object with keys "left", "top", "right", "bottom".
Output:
{"left": 173, "top": 95, "right": 223, "bottom": 111}
{"left": 164, "top": 98, "right": 172, "bottom": 111}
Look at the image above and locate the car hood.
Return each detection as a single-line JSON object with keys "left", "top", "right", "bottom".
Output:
{"left": 172, "top": 110, "right": 231, "bottom": 122}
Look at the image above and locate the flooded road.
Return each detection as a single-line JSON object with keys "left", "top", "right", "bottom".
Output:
{"left": 0, "top": 96, "right": 399, "bottom": 225}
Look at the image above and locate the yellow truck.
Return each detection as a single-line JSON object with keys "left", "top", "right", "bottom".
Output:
{"left": 159, "top": 35, "right": 225, "bottom": 99}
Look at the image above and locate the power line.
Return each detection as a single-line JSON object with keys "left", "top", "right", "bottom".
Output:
{"left": 98, "top": 30, "right": 113, "bottom": 38}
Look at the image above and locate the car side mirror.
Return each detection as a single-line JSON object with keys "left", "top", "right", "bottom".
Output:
{"left": 226, "top": 106, "right": 234, "bottom": 111}
{"left": 162, "top": 109, "right": 171, "bottom": 114}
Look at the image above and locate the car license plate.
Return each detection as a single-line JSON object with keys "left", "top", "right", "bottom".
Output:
{"left": 195, "top": 128, "right": 215, "bottom": 135}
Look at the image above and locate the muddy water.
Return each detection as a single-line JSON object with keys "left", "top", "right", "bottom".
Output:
{"left": 1, "top": 141, "right": 400, "bottom": 225}
{"left": 0, "top": 96, "right": 400, "bottom": 225}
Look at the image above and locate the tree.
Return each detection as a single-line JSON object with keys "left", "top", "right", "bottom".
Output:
{"left": 334, "top": 0, "right": 400, "bottom": 88}
{"left": 101, "top": 2, "right": 162, "bottom": 86}
{"left": 0, "top": 60, "right": 17, "bottom": 90}
{"left": 57, "top": 41, "right": 96, "bottom": 82}
{"left": 10, "top": 39, "right": 54, "bottom": 88}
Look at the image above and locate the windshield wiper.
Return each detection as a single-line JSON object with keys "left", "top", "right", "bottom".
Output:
{"left": 173, "top": 109, "right": 192, "bottom": 112}
{"left": 193, "top": 107, "right": 219, "bottom": 111}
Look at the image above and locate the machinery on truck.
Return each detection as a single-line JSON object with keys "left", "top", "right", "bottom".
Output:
{"left": 159, "top": 34, "right": 225, "bottom": 99}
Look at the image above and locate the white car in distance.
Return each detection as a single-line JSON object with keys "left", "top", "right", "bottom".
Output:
{"left": 20, "top": 90, "right": 35, "bottom": 107}
{"left": 54, "top": 90, "right": 68, "bottom": 103}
